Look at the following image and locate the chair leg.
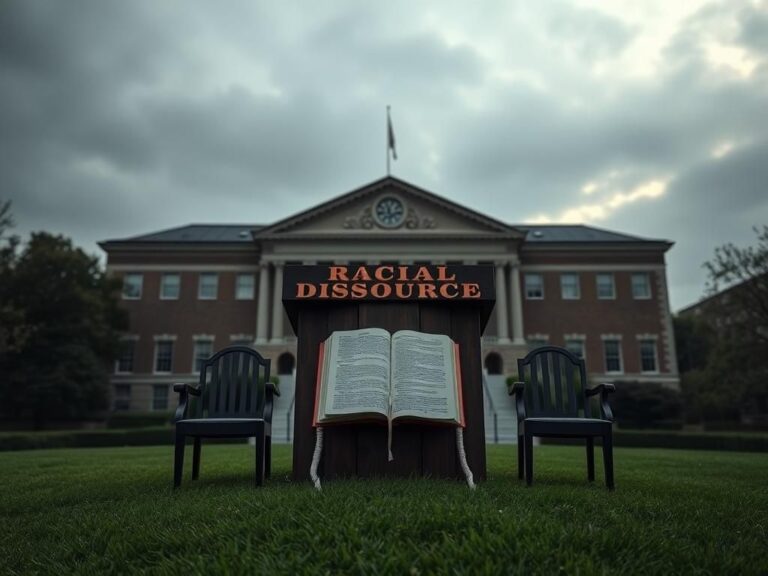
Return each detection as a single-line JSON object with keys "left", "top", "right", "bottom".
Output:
{"left": 265, "top": 436, "right": 272, "bottom": 479}
{"left": 603, "top": 433, "right": 614, "bottom": 490}
{"left": 517, "top": 435, "right": 524, "bottom": 480}
{"left": 173, "top": 433, "right": 185, "bottom": 488}
{"left": 254, "top": 423, "right": 265, "bottom": 487}
{"left": 524, "top": 433, "right": 534, "bottom": 486}
{"left": 192, "top": 437, "right": 201, "bottom": 480}
{"left": 586, "top": 437, "right": 595, "bottom": 482}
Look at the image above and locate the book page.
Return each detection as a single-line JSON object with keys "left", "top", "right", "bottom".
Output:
{"left": 323, "top": 328, "right": 391, "bottom": 417}
{"left": 390, "top": 330, "right": 458, "bottom": 422}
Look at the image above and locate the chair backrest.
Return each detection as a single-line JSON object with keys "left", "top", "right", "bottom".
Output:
{"left": 192, "top": 346, "right": 271, "bottom": 419}
{"left": 517, "top": 346, "right": 590, "bottom": 418}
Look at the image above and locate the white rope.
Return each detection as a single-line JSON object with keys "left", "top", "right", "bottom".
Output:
{"left": 456, "top": 427, "right": 476, "bottom": 490}
{"left": 387, "top": 416, "right": 394, "bottom": 462}
{"left": 310, "top": 427, "right": 324, "bottom": 491}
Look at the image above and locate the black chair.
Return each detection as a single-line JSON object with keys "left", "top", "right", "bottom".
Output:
{"left": 510, "top": 346, "right": 616, "bottom": 489}
{"left": 173, "top": 346, "right": 279, "bottom": 487}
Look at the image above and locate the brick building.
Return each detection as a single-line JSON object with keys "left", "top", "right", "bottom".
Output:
{"left": 100, "top": 176, "right": 679, "bottom": 412}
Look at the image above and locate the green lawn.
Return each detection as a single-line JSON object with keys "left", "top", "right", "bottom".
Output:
{"left": 1, "top": 445, "right": 767, "bottom": 575}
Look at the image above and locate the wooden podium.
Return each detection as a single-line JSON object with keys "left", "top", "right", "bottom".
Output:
{"left": 282, "top": 264, "right": 495, "bottom": 481}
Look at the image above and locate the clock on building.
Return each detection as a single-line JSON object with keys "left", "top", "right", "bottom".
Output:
{"left": 373, "top": 195, "right": 405, "bottom": 228}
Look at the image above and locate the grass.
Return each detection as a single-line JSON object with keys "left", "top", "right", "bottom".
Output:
{"left": 1, "top": 445, "right": 767, "bottom": 575}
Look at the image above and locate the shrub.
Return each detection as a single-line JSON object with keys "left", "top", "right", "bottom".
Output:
{"left": 541, "top": 430, "right": 768, "bottom": 452}
{"left": 613, "top": 381, "right": 682, "bottom": 429}
{"left": 106, "top": 411, "right": 174, "bottom": 429}
{"left": 0, "top": 427, "right": 246, "bottom": 451}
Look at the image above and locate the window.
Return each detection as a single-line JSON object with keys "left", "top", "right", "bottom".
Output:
{"left": 603, "top": 340, "right": 623, "bottom": 373}
{"left": 160, "top": 273, "right": 180, "bottom": 300}
{"left": 596, "top": 273, "right": 615, "bottom": 299}
{"left": 115, "top": 340, "right": 135, "bottom": 373}
{"left": 528, "top": 339, "right": 548, "bottom": 350}
{"left": 113, "top": 384, "right": 131, "bottom": 411}
{"left": 152, "top": 385, "right": 169, "bottom": 411}
{"left": 565, "top": 339, "right": 585, "bottom": 360}
{"left": 231, "top": 339, "right": 252, "bottom": 347}
{"left": 122, "top": 273, "right": 143, "bottom": 299}
{"left": 632, "top": 273, "right": 651, "bottom": 299}
{"left": 235, "top": 274, "right": 255, "bottom": 300}
{"left": 640, "top": 339, "right": 658, "bottom": 372}
{"left": 560, "top": 273, "right": 580, "bottom": 300}
{"left": 154, "top": 340, "right": 174, "bottom": 373}
{"left": 198, "top": 273, "right": 218, "bottom": 300}
{"left": 525, "top": 274, "right": 544, "bottom": 299}
{"left": 193, "top": 340, "right": 214, "bottom": 373}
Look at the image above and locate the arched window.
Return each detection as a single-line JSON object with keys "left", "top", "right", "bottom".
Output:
{"left": 277, "top": 352, "right": 295, "bottom": 375}
{"left": 484, "top": 352, "right": 503, "bottom": 375}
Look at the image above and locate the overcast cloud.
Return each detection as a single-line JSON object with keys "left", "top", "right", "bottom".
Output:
{"left": 1, "top": 0, "right": 767, "bottom": 310}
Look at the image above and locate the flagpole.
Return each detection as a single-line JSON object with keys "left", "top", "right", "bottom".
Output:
{"left": 386, "top": 105, "right": 391, "bottom": 176}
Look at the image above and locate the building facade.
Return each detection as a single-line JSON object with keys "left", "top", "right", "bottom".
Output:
{"left": 100, "top": 177, "right": 679, "bottom": 412}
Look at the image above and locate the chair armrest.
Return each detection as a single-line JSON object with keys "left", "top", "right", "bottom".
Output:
{"left": 585, "top": 383, "right": 616, "bottom": 421}
{"left": 264, "top": 382, "right": 278, "bottom": 424}
{"left": 585, "top": 383, "right": 616, "bottom": 396}
{"left": 173, "top": 383, "right": 201, "bottom": 422}
{"left": 173, "top": 383, "right": 201, "bottom": 396}
{"left": 509, "top": 381, "right": 527, "bottom": 421}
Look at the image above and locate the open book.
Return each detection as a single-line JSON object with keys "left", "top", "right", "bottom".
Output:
{"left": 313, "top": 328, "right": 465, "bottom": 428}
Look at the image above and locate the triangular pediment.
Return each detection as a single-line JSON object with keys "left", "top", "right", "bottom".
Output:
{"left": 254, "top": 177, "right": 523, "bottom": 239}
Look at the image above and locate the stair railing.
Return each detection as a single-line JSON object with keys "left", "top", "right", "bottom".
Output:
{"left": 481, "top": 372, "right": 499, "bottom": 444}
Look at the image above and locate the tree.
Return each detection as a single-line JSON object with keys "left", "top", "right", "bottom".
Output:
{"left": 705, "top": 225, "right": 768, "bottom": 345}
{"left": 0, "top": 200, "right": 28, "bottom": 357}
{"left": 678, "top": 227, "right": 768, "bottom": 425}
{"left": 0, "top": 205, "right": 127, "bottom": 428}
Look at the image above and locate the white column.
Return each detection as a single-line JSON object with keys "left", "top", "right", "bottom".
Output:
{"left": 270, "top": 262, "right": 284, "bottom": 344}
{"left": 255, "top": 264, "right": 270, "bottom": 344}
{"left": 509, "top": 262, "right": 525, "bottom": 345}
{"left": 657, "top": 270, "right": 679, "bottom": 375}
{"left": 494, "top": 261, "right": 510, "bottom": 344}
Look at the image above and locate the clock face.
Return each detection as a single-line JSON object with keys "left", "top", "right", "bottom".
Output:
{"left": 374, "top": 196, "right": 405, "bottom": 228}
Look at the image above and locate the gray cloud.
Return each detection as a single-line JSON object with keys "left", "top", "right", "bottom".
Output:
{"left": 1, "top": 0, "right": 767, "bottom": 311}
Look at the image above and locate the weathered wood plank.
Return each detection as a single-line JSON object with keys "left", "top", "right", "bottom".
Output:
{"left": 419, "top": 303, "right": 458, "bottom": 479}
{"left": 451, "top": 308, "right": 486, "bottom": 481}
{"left": 292, "top": 307, "right": 329, "bottom": 480}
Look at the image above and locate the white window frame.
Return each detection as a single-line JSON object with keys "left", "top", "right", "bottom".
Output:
{"left": 114, "top": 336, "right": 138, "bottom": 374}
{"left": 151, "top": 384, "right": 169, "bottom": 411}
{"left": 595, "top": 273, "right": 616, "bottom": 300}
{"left": 526, "top": 333, "right": 549, "bottom": 349}
{"left": 192, "top": 337, "right": 215, "bottom": 374}
{"left": 230, "top": 333, "right": 253, "bottom": 343}
{"left": 160, "top": 273, "right": 181, "bottom": 300}
{"left": 600, "top": 334, "right": 624, "bottom": 374}
{"left": 602, "top": 335, "right": 624, "bottom": 374}
{"left": 235, "top": 273, "right": 255, "bottom": 300}
{"left": 564, "top": 337, "right": 586, "bottom": 361}
{"left": 153, "top": 337, "right": 176, "bottom": 374}
{"left": 638, "top": 336, "right": 660, "bottom": 374}
{"left": 113, "top": 384, "right": 131, "bottom": 411}
{"left": 560, "top": 273, "right": 580, "bottom": 300}
{"left": 198, "top": 273, "right": 219, "bottom": 300}
{"left": 122, "top": 273, "right": 143, "bottom": 300}
{"left": 631, "top": 272, "right": 652, "bottom": 300}
{"left": 525, "top": 274, "right": 544, "bottom": 300}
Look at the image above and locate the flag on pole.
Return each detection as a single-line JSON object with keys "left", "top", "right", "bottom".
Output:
{"left": 387, "top": 107, "right": 397, "bottom": 161}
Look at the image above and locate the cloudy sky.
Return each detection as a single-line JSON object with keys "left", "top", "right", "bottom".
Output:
{"left": 1, "top": 0, "right": 767, "bottom": 310}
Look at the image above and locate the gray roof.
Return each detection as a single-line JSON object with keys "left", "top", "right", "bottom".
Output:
{"left": 111, "top": 224, "right": 264, "bottom": 243}
{"left": 514, "top": 224, "right": 658, "bottom": 243}
{"left": 103, "top": 222, "right": 664, "bottom": 245}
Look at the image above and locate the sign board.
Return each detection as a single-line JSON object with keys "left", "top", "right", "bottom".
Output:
{"left": 282, "top": 264, "right": 496, "bottom": 331}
